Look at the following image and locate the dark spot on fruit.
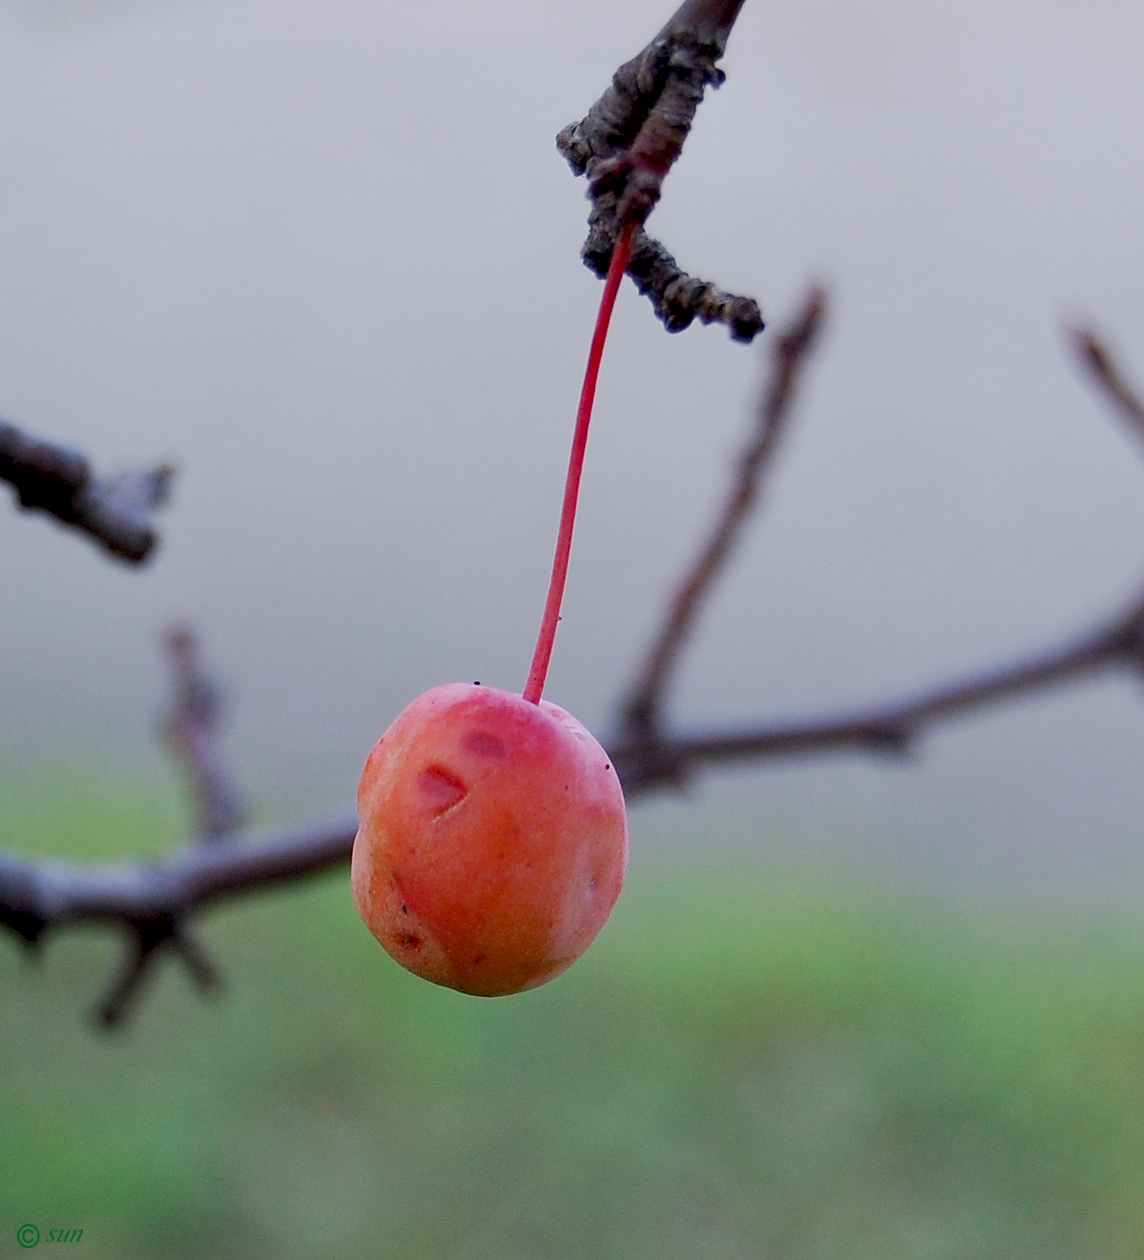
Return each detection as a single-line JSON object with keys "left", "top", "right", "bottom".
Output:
{"left": 472, "top": 955, "right": 485, "bottom": 966}
{"left": 419, "top": 764, "right": 468, "bottom": 814}
{"left": 398, "top": 933, "right": 422, "bottom": 950}
{"left": 401, "top": 903, "right": 409, "bottom": 915}
{"left": 464, "top": 729, "right": 508, "bottom": 760}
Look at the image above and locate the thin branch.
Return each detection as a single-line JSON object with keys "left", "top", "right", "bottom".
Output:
{"left": 0, "top": 813, "right": 357, "bottom": 931}
{"left": 0, "top": 616, "right": 349, "bottom": 1024}
{"left": 621, "top": 285, "right": 826, "bottom": 737}
{"left": 621, "top": 234, "right": 764, "bottom": 341}
{"left": 95, "top": 916, "right": 221, "bottom": 1028}
{"left": 557, "top": 0, "right": 748, "bottom": 185}
{"left": 160, "top": 624, "right": 246, "bottom": 841}
{"left": 1070, "top": 327, "right": 1144, "bottom": 446}
{"left": 173, "top": 927, "right": 223, "bottom": 992}
{"left": 0, "top": 812, "right": 356, "bottom": 1024}
{"left": 610, "top": 322, "right": 1144, "bottom": 791}
{"left": 558, "top": 0, "right": 763, "bottom": 341}
{"left": 0, "top": 417, "right": 174, "bottom": 564}
{"left": 94, "top": 928, "right": 158, "bottom": 1027}
{"left": 610, "top": 593, "right": 1144, "bottom": 794}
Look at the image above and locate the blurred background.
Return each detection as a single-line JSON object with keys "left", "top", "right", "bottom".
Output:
{"left": 4, "top": 0, "right": 1144, "bottom": 1254}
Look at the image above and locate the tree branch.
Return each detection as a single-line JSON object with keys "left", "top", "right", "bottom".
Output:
{"left": 1, "top": 618, "right": 296, "bottom": 1025}
{"left": 5, "top": 587, "right": 1141, "bottom": 966}
{"left": 160, "top": 624, "right": 246, "bottom": 842}
{"left": 608, "top": 317, "right": 1144, "bottom": 793}
{"left": 1070, "top": 326, "right": 1144, "bottom": 446}
{"left": 94, "top": 915, "right": 222, "bottom": 1028}
{"left": 621, "top": 285, "right": 826, "bottom": 738}
{"left": 0, "top": 417, "right": 173, "bottom": 564}
{"left": 558, "top": 0, "right": 763, "bottom": 341}
{"left": 0, "top": 813, "right": 357, "bottom": 1026}
{"left": 0, "top": 814, "right": 358, "bottom": 934}
{"left": 610, "top": 594, "right": 1144, "bottom": 794}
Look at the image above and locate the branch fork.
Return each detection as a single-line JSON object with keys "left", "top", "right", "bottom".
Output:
{"left": 558, "top": 0, "right": 763, "bottom": 341}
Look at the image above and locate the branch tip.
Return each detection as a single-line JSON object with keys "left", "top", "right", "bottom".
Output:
{"left": 1070, "top": 325, "right": 1144, "bottom": 448}
{"left": 161, "top": 624, "right": 246, "bottom": 841}
{"left": 560, "top": 0, "right": 761, "bottom": 341}
{"left": 0, "top": 417, "right": 174, "bottom": 563}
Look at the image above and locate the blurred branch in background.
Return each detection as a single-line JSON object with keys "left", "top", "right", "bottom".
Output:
{"left": 0, "top": 804, "right": 356, "bottom": 1026}
{"left": 160, "top": 624, "right": 246, "bottom": 843}
{"left": 0, "top": 417, "right": 173, "bottom": 563}
{"left": 611, "top": 600, "right": 1144, "bottom": 792}
{"left": 619, "top": 285, "right": 827, "bottom": 747}
{"left": 611, "top": 324, "right": 1144, "bottom": 794}
{"left": 1071, "top": 325, "right": 1144, "bottom": 445}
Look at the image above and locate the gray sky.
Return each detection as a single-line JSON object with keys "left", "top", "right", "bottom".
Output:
{"left": 2, "top": 0, "right": 1144, "bottom": 900}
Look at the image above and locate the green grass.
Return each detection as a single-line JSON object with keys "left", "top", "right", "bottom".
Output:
{"left": 3, "top": 772, "right": 1144, "bottom": 1258}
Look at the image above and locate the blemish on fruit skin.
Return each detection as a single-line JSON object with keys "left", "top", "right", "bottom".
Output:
{"left": 398, "top": 933, "right": 422, "bottom": 950}
{"left": 419, "top": 764, "right": 468, "bottom": 814}
{"left": 463, "top": 730, "right": 508, "bottom": 760}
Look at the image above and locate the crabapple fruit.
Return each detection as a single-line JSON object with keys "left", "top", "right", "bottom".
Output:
{"left": 352, "top": 682, "right": 627, "bottom": 995}
{"left": 353, "top": 221, "right": 637, "bottom": 995}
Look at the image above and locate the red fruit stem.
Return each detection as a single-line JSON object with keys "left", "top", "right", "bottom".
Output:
{"left": 523, "top": 220, "right": 636, "bottom": 705}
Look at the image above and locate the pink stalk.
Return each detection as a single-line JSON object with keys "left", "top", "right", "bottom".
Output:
{"left": 523, "top": 221, "right": 636, "bottom": 704}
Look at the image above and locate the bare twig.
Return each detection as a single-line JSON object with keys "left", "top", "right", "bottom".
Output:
{"left": 610, "top": 592, "right": 1144, "bottom": 794}
{"left": 0, "top": 815, "right": 357, "bottom": 934}
{"left": 0, "top": 418, "right": 173, "bottom": 564}
{"left": 1070, "top": 327, "right": 1144, "bottom": 446}
{"left": 558, "top": 0, "right": 763, "bottom": 341}
{"left": 610, "top": 318, "right": 1144, "bottom": 792}
{"left": 94, "top": 915, "right": 221, "bottom": 1028}
{"left": 622, "top": 285, "right": 826, "bottom": 739}
{"left": 160, "top": 625, "right": 246, "bottom": 841}
{"left": 0, "top": 810, "right": 354, "bottom": 1025}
